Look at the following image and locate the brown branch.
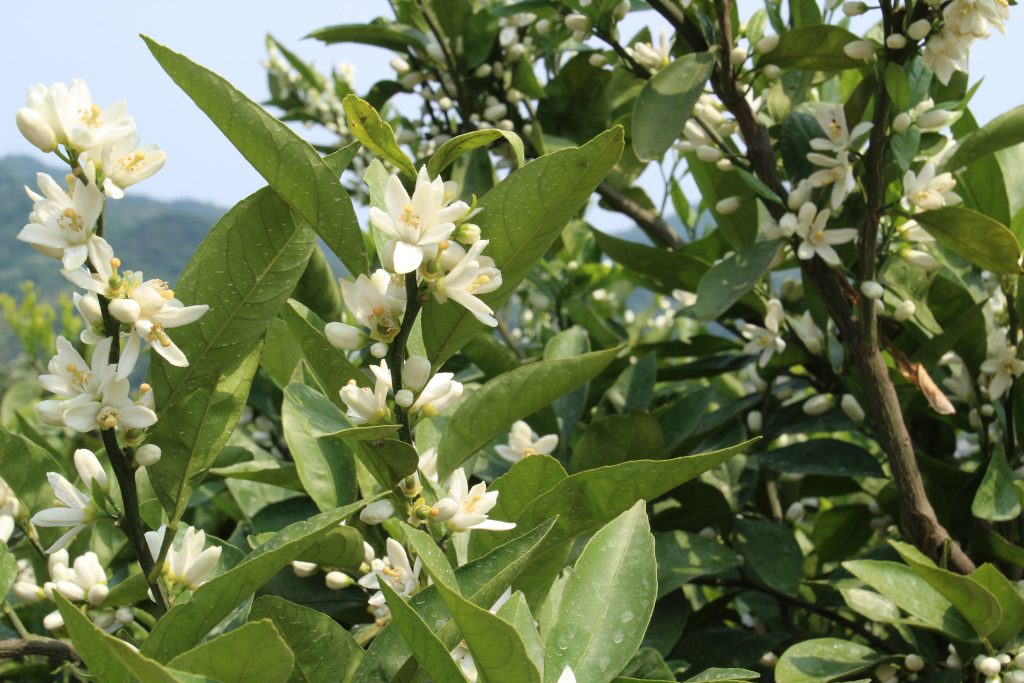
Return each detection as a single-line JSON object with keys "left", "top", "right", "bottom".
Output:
{"left": 707, "top": 0, "right": 975, "bottom": 572}
{"left": 596, "top": 182, "right": 682, "bottom": 248}
{"left": 0, "top": 638, "right": 80, "bottom": 664}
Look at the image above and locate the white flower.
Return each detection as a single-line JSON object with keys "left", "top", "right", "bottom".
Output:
{"left": 146, "top": 525, "right": 222, "bottom": 589}
{"left": 741, "top": 299, "right": 786, "bottom": 367}
{"left": 51, "top": 79, "right": 136, "bottom": 153}
{"left": 358, "top": 538, "right": 422, "bottom": 616}
{"left": 418, "top": 447, "right": 439, "bottom": 482}
{"left": 11, "top": 559, "right": 44, "bottom": 604}
{"left": 794, "top": 207, "right": 857, "bottom": 266}
{"left": 17, "top": 83, "right": 67, "bottom": 151}
{"left": 789, "top": 311, "right": 825, "bottom": 355}
{"left": 18, "top": 173, "right": 104, "bottom": 270}
{"left": 943, "top": 0, "right": 1008, "bottom": 39}
{"left": 401, "top": 355, "right": 432, "bottom": 393}
{"left": 30, "top": 466, "right": 99, "bottom": 553}
{"left": 73, "top": 292, "right": 106, "bottom": 344}
{"left": 494, "top": 420, "right": 558, "bottom": 463}
{"left": 435, "top": 468, "right": 516, "bottom": 533}
{"left": 806, "top": 150, "right": 857, "bottom": 209}
{"left": 52, "top": 551, "right": 108, "bottom": 607}
{"left": 408, "top": 372, "right": 463, "bottom": 418}
{"left": 922, "top": 30, "right": 969, "bottom": 85}
{"left": 81, "top": 134, "right": 166, "bottom": 199}
{"left": 810, "top": 105, "right": 873, "bottom": 155}
{"left": 73, "top": 449, "right": 108, "bottom": 491}
{"left": 370, "top": 167, "right": 470, "bottom": 274}
{"left": 901, "top": 163, "right": 961, "bottom": 212}
{"left": 340, "top": 362, "right": 391, "bottom": 425}
{"left": 631, "top": 30, "right": 674, "bottom": 72}
{"left": 942, "top": 362, "right": 976, "bottom": 404}
{"left": 59, "top": 368, "right": 156, "bottom": 434}
{"left": 325, "top": 322, "right": 366, "bottom": 350}
{"left": 0, "top": 479, "right": 22, "bottom": 544}
{"left": 359, "top": 499, "right": 396, "bottom": 525}
{"left": 341, "top": 272, "right": 406, "bottom": 342}
{"left": 980, "top": 331, "right": 1024, "bottom": 401}
{"left": 432, "top": 240, "right": 502, "bottom": 327}
{"left": 37, "top": 335, "right": 116, "bottom": 424}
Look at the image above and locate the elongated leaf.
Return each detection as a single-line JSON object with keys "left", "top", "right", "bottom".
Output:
{"left": 358, "top": 439, "right": 420, "bottom": 488}
{"left": 250, "top": 595, "right": 364, "bottom": 683}
{"left": 343, "top": 95, "right": 416, "bottom": 178}
{"left": 428, "top": 129, "right": 525, "bottom": 177}
{"left": 765, "top": 26, "right": 863, "bottom": 70}
{"left": 292, "top": 244, "right": 341, "bottom": 321}
{"left": 403, "top": 525, "right": 458, "bottom": 590}
{"left": 422, "top": 127, "right": 625, "bottom": 366}
{"left": 143, "top": 36, "right": 367, "bottom": 275}
{"left": 352, "top": 519, "right": 556, "bottom": 683}
{"left": 545, "top": 502, "right": 657, "bottom": 683}
{"left": 591, "top": 228, "right": 710, "bottom": 293}
{"left": 776, "top": 638, "right": 879, "bottom": 683}
{"left": 147, "top": 185, "right": 316, "bottom": 519}
{"left": 570, "top": 412, "right": 664, "bottom": 472}
{"left": 167, "top": 620, "right": 294, "bottom": 683}
{"left": 380, "top": 582, "right": 469, "bottom": 683}
{"left": 694, "top": 240, "right": 781, "bottom": 321}
{"left": 143, "top": 503, "right": 369, "bottom": 661}
{"left": 757, "top": 439, "right": 883, "bottom": 478}
{"left": 209, "top": 460, "right": 303, "bottom": 491}
{"left": 842, "top": 560, "right": 977, "bottom": 641}
{"left": 307, "top": 22, "right": 426, "bottom": 51}
{"left": 655, "top": 530, "right": 739, "bottom": 598}
{"left": 972, "top": 450, "right": 1021, "bottom": 522}
{"left": 632, "top": 52, "right": 715, "bottom": 161}
{"left": 0, "top": 427, "right": 70, "bottom": 513}
{"left": 942, "top": 104, "right": 1024, "bottom": 171}
{"left": 438, "top": 347, "right": 620, "bottom": 475}
{"left": 282, "top": 383, "right": 358, "bottom": 511}
{"left": 971, "top": 564, "right": 1024, "bottom": 647}
{"left": 282, "top": 299, "right": 368, "bottom": 403}
{"left": 914, "top": 206, "right": 1023, "bottom": 274}
{"left": 734, "top": 518, "right": 803, "bottom": 596}
{"left": 434, "top": 580, "right": 542, "bottom": 683}
{"left": 496, "top": 592, "right": 545, "bottom": 671}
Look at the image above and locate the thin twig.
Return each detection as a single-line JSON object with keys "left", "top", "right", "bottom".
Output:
{"left": 596, "top": 182, "right": 682, "bottom": 248}
{"left": 0, "top": 638, "right": 80, "bottom": 663}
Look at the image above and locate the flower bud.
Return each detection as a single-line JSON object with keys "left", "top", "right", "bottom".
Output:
{"left": 917, "top": 108, "right": 957, "bottom": 131}
{"left": 746, "top": 410, "right": 763, "bottom": 433}
{"left": 613, "top": 0, "right": 630, "bottom": 20}
{"left": 589, "top": 52, "right": 606, "bottom": 67}
{"left": 325, "top": 322, "right": 365, "bottom": 350}
{"left": 16, "top": 108, "right": 57, "bottom": 152}
{"left": 87, "top": 583, "right": 109, "bottom": 607}
{"left": 788, "top": 181, "right": 811, "bottom": 209}
{"left": 291, "top": 560, "right": 318, "bottom": 577}
{"left": 730, "top": 46, "right": 748, "bottom": 65}
{"left": 894, "top": 299, "right": 916, "bottom": 322}
{"left": 842, "top": 2, "right": 868, "bottom": 16}
{"left": 395, "top": 389, "right": 414, "bottom": 407}
{"left": 74, "top": 449, "right": 108, "bottom": 490}
{"left": 716, "top": 196, "right": 741, "bottom": 215}
{"left": 402, "top": 355, "right": 431, "bottom": 392}
{"left": 873, "top": 298, "right": 885, "bottom": 314}
{"left": 115, "top": 607, "right": 134, "bottom": 624}
{"left": 901, "top": 654, "right": 924, "bottom": 673}
{"left": 400, "top": 72, "right": 423, "bottom": 89}
{"left": 875, "top": 664, "right": 898, "bottom": 682}
{"left": 564, "top": 13, "right": 589, "bottom": 33}
{"left": 900, "top": 248, "right": 938, "bottom": 270}
{"left": 11, "top": 581, "right": 43, "bottom": 603}
{"left": 885, "top": 33, "right": 907, "bottom": 49}
{"left": 507, "top": 43, "right": 526, "bottom": 61}
{"left": 980, "top": 403, "right": 995, "bottom": 417}
{"left": 534, "top": 18, "right": 551, "bottom": 34}
{"left": 359, "top": 499, "right": 395, "bottom": 525}
{"left": 978, "top": 657, "right": 1002, "bottom": 677}
{"left": 483, "top": 103, "right": 508, "bottom": 121}
{"left": 893, "top": 112, "right": 912, "bottom": 133}
{"left": 759, "top": 652, "right": 778, "bottom": 667}
{"left": 433, "top": 498, "right": 459, "bottom": 522}
{"left": 438, "top": 96, "right": 453, "bottom": 111}
{"left": 841, "top": 394, "right": 866, "bottom": 423}
{"left": 370, "top": 342, "right": 389, "bottom": 358}
{"left": 763, "top": 64, "right": 781, "bottom": 80}
{"left": 43, "top": 610, "right": 65, "bottom": 631}
{"left": 860, "top": 280, "right": 884, "bottom": 299}
{"left": 785, "top": 501, "right": 805, "bottom": 522}
{"left": 843, "top": 40, "right": 875, "bottom": 61}
{"left": 907, "top": 19, "right": 932, "bottom": 41}
{"left": 757, "top": 34, "right": 779, "bottom": 54}
{"left": 135, "top": 443, "right": 162, "bottom": 467}
{"left": 454, "top": 222, "right": 481, "bottom": 245}
{"left": 698, "top": 526, "right": 717, "bottom": 540}
{"left": 108, "top": 298, "right": 141, "bottom": 324}
{"left": 716, "top": 158, "right": 734, "bottom": 171}
{"left": 325, "top": 571, "right": 354, "bottom": 590}
{"left": 474, "top": 63, "right": 493, "bottom": 78}
{"left": 697, "top": 145, "right": 722, "bottom": 162}
{"left": 390, "top": 57, "right": 410, "bottom": 74}
{"left": 802, "top": 394, "right": 835, "bottom": 416}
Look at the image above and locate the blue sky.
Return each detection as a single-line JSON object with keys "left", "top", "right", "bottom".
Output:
{"left": 1, "top": 1, "right": 1021, "bottom": 211}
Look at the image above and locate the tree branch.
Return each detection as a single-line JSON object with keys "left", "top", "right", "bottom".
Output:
{"left": 596, "top": 182, "right": 682, "bottom": 248}
{"left": 0, "top": 638, "right": 80, "bottom": 664}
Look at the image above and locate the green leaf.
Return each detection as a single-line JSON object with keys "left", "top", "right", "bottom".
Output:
{"left": 421, "top": 127, "right": 625, "bottom": 366}
{"left": 812, "top": 505, "right": 873, "bottom": 563}
{"left": 757, "top": 439, "right": 883, "bottom": 478}
{"left": 495, "top": 592, "right": 546, "bottom": 671}
{"left": 142, "top": 36, "right": 366, "bottom": 276}
{"left": 428, "top": 129, "right": 525, "bottom": 177}
{"left": 209, "top": 460, "right": 304, "bottom": 491}
{"left": 733, "top": 518, "right": 803, "bottom": 596}
{"left": 433, "top": 580, "right": 542, "bottom": 683}
{"left": 694, "top": 240, "right": 781, "bottom": 321}
{"left": 282, "top": 299, "right": 368, "bottom": 404}
{"left": 282, "top": 383, "right": 358, "bottom": 511}
{"left": 292, "top": 244, "right": 341, "bottom": 321}
{"left": 775, "top": 638, "right": 880, "bottom": 683}
{"left": 0, "top": 545, "right": 17, "bottom": 600}
{"left": 0, "top": 427, "right": 70, "bottom": 513}
{"left": 970, "top": 564, "right": 1024, "bottom": 647}
{"left": 972, "top": 450, "right": 1022, "bottom": 522}
{"left": 146, "top": 185, "right": 317, "bottom": 520}
{"left": 437, "top": 346, "right": 621, "bottom": 476}
{"left": 654, "top": 530, "right": 739, "bottom": 598}
{"left": 842, "top": 560, "right": 977, "bottom": 641}
{"left": 889, "top": 540, "right": 1002, "bottom": 639}
{"left": 55, "top": 593, "right": 197, "bottom": 683}
{"left": 632, "top": 52, "right": 715, "bottom": 161}
{"left": 570, "top": 412, "right": 665, "bottom": 472}
{"left": 402, "top": 524, "right": 458, "bottom": 591}
{"left": 250, "top": 595, "right": 365, "bottom": 683}
{"left": 379, "top": 582, "right": 469, "bottom": 683}
{"left": 883, "top": 63, "right": 911, "bottom": 111}
{"left": 591, "top": 229, "right": 709, "bottom": 293}
{"left": 307, "top": 22, "right": 426, "bottom": 52}
{"left": 682, "top": 667, "right": 760, "bottom": 682}
{"left": 765, "top": 26, "right": 864, "bottom": 71}
{"left": 545, "top": 501, "right": 658, "bottom": 683}
{"left": 142, "top": 502, "right": 369, "bottom": 661}
{"left": 167, "top": 621, "right": 294, "bottom": 683}
{"left": 342, "top": 94, "right": 417, "bottom": 178}
{"left": 913, "top": 206, "right": 1023, "bottom": 274}
{"left": 942, "top": 104, "right": 1024, "bottom": 172}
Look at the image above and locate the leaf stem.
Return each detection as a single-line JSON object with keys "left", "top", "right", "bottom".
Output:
{"left": 388, "top": 273, "right": 424, "bottom": 445}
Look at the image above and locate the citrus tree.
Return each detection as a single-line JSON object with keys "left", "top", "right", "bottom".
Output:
{"left": 1, "top": 0, "right": 1023, "bottom": 681}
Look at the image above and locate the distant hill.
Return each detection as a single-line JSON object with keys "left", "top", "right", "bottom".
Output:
{"left": 0, "top": 154, "right": 225, "bottom": 298}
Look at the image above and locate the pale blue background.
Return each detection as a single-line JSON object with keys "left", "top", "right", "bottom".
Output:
{"left": 1, "top": 1, "right": 1020, "bottom": 212}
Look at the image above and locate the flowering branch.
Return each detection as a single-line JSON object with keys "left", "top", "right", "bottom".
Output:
{"left": 387, "top": 273, "right": 423, "bottom": 444}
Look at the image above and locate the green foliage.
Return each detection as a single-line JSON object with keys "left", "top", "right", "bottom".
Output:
{"left": 632, "top": 52, "right": 715, "bottom": 161}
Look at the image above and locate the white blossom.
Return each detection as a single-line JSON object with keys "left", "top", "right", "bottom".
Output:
{"left": 741, "top": 299, "right": 786, "bottom": 367}
{"left": 51, "top": 551, "right": 108, "bottom": 607}
{"left": 434, "top": 468, "right": 516, "bottom": 533}
{"left": 18, "top": 173, "right": 103, "bottom": 270}
{"left": 495, "top": 420, "right": 558, "bottom": 463}
{"left": 630, "top": 30, "right": 674, "bottom": 72}
{"left": 901, "top": 162, "right": 961, "bottom": 212}
{"left": 0, "top": 479, "right": 22, "bottom": 544}
{"left": 794, "top": 206, "right": 857, "bottom": 266}
{"left": 432, "top": 240, "right": 502, "bottom": 327}
{"left": 146, "top": 525, "right": 222, "bottom": 589}
{"left": 980, "top": 331, "right": 1024, "bottom": 401}
{"left": 358, "top": 538, "right": 422, "bottom": 620}
{"left": 789, "top": 311, "right": 825, "bottom": 355}
{"left": 31, "top": 467, "right": 98, "bottom": 553}
{"left": 81, "top": 134, "right": 166, "bottom": 199}
{"left": 340, "top": 362, "right": 391, "bottom": 425}
{"left": 341, "top": 272, "right": 406, "bottom": 342}
{"left": 408, "top": 372, "right": 463, "bottom": 418}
